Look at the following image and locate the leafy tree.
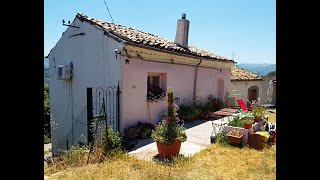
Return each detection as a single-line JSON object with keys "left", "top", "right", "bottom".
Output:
{"left": 267, "top": 70, "right": 276, "bottom": 76}
{"left": 44, "top": 85, "right": 51, "bottom": 138}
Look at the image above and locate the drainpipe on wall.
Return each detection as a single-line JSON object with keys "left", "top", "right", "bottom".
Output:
{"left": 193, "top": 59, "right": 202, "bottom": 101}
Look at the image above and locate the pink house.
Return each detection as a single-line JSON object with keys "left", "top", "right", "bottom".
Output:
{"left": 47, "top": 13, "right": 235, "bottom": 154}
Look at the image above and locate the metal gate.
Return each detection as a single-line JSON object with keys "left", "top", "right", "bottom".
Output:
{"left": 87, "top": 83, "right": 121, "bottom": 144}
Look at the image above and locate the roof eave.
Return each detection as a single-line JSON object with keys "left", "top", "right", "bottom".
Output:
{"left": 231, "top": 79, "right": 263, "bottom": 81}
{"left": 124, "top": 41, "right": 235, "bottom": 64}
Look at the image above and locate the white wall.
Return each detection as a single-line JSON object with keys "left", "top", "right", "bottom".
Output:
{"left": 48, "top": 17, "right": 123, "bottom": 154}
{"left": 121, "top": 57, "right": 231, "bottom": 129}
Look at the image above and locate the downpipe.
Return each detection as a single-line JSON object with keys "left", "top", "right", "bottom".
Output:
{"left": 193, "top": 59, "right": 202, "bottom": 101}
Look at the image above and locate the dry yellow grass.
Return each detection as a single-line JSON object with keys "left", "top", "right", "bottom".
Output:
{"left": 46, "top": 144, "right": 276, "bottom": 180}
{"left": 266, "top": 112, "right": 276, "bottom": 123}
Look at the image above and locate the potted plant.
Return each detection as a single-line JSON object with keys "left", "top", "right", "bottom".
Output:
{"left": 139, "top": 127, "right": 152, "bottom": 139}
{"left": 146, "top": 84, "right": 166, "bottom": 102}
{"left": 207, "top": 95, "right": 225, "bottom": 112}
{"left": 241, "top": 116, "right": 254, "bottom": 129}
{"left": 124, "top": 127, "right": 140, "bottom": 140}
{"left": 227, "top": 115, "right": 243, "bottom": 128}
{"left": 226, "top": 129, "right": 244, "bottom": 145}
{"left": 202, "top": 103, "right": 210, "bottom": 120}
{"left": 251, "top": 104, "right": 267, "bottom": 122}
{"left": 151, "top": 88, "right": 187, "bottom": 160}
{"left": 177, "top": 105, "right": 188, "bottom": 120}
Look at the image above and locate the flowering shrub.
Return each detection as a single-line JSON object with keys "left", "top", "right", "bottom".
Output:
{"left": 207, "top": 95, "right": 225, "bottom": 112}
{"left": 151, "top": 89, "right": 187, "bottom": 145}
{"left": 251, "top": 104, "right": 267, "bottom": 118}
{"left": 146, "top": 84, "right": 166, "bottom": 102}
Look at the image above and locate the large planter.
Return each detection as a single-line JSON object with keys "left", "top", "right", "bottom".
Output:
{"left": 227, "top": 130, "right": 244, "bottom": 145}
{"left": 156, "top": 139, "right": 181, "bottom": 160}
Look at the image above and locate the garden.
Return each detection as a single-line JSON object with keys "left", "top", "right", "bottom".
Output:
{"left": 44, "top": 90, "right": 276, "bottom": 179}
{"left": 212, "top": 104, "right": 276, "bottom": 150}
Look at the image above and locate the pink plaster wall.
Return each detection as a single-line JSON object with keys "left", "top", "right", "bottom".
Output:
{"left": 121, "top": 57, "right": 231, "bottom": 129}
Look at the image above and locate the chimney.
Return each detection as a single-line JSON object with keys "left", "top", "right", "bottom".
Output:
{"left": 174, "top": 13, "right": 190, "bottom": 48}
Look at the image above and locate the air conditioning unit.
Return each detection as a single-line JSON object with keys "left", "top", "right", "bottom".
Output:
{"left": 57, "top": 65, "right": 71, "bottom": 80}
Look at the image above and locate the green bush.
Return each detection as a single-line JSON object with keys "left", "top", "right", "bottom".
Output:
{"left": 267, "top": 70, "right": 276, "bottom": 76}
{"left": 177, "top": 104, "right": 200, "bottom": 121}
{"left": 124, "top": 126, "right": 140, "bottom": 140}
{"left": 103, "top": 127, "right": 123, "bottom": 151}
{"left": 207, "top": 95, "right": 225, "bottom": 112}
{"left": 216, "top": 132, "right": 229, "bottom": 146}
{"left": 44, "top": 133, "right": 51, "bottom": 144}
{"left": 44, "top": 85, "right": 51, "bottom": 138}
{"left": 251, "top": 104, "right": 267, "bottom": 118}
{"left": 227, "top": 115, "right": 243, "bottom": 127}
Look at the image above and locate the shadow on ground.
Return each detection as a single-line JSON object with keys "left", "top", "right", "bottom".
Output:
{"left": 184, "top": 119, "right": 208, "bottom": 129}
{"left": 126, "top": 119, "right": 210, "bottom": 153}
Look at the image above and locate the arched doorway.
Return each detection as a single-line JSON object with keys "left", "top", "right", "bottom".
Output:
{"left": 247, "top": 86, "right": 259, "bottom": 106}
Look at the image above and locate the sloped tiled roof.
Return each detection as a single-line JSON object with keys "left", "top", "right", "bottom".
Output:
{"left": 76, "top": 13, "right": 234, "bottom": 62}
{"left": 231, "top": 65, "right": 263, "bottom": 81}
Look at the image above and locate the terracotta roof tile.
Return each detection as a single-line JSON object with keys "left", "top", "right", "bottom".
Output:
{"left": 231, "top": 66, "right": 262, "bottom": 81}
{"left": 76, "top": 13, "right": 234, "bottom": 62}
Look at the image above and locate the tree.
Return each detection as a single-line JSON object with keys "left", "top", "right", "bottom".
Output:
{"left": 267, "top": 70, "right": 276, "bottom": 76}
{"left": 44, "top": 85, "right": 50, "bottom": 136}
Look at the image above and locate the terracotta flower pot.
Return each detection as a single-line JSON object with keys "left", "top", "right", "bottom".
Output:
{"left": 244, "top": 123, "right": 252, "bottom": 129}
{"left": 203, "top": 114, "right": 209, "bottom": 120}
{"left": 227, "top": 130, "right": 243, "bottom": 146}
{"left": 255, "top": 117, "right": 263, "bottom": 122}
{"left": 156, "top": 139, "right": 181, "bottom": 160}
{"left": 227, "top": 134, "right": 243, "bottom": 145}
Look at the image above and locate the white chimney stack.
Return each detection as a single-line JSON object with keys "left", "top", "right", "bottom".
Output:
{"left": 174, "top": 13, "right": 190, "bottom": 48}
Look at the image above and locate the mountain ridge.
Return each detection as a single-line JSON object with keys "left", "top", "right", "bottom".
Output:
{"left": 236, "top": 63, "right": 275, "bottom": 76}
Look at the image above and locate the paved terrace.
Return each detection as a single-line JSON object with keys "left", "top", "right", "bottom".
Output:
{"left": 128, "top": 116, "right": 233, "bottom": 160}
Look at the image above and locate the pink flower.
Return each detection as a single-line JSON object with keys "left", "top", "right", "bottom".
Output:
{"left": 175, "top": 116, "right": 180, "bottom": 122}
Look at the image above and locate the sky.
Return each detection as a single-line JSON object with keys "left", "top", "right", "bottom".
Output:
{"left": 44, "top": 0, "right": 276, "bottom": 64}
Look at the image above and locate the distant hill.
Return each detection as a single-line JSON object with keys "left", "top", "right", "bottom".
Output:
{"left": 44, "top": 68, "right": 49, "bottom": 86}
{"left": 44, "top": 58, "right": 49, "bottom": 68}
{"left": 236, "top": 63, "right": 276, "bottom": 76}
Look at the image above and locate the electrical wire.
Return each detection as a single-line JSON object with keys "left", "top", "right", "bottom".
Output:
{"left": 104, "top": 0, "right": 115, "bottom": 24}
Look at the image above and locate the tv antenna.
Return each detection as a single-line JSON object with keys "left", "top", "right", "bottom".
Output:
{"left": 232, "top": 51, "right": 235, "bottom": 60}
{"left": 104, "top": 0, "right": 115, "bottom": 24}
{"left": 62, "top": 19, "right": 79, "bottom": 28}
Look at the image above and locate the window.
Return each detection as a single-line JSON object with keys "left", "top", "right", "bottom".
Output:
{"left": 147, "top": 75, "right": 160, "bottom": 91}
{"left": 146, "top": 73, "right": 167, "bottom": 102}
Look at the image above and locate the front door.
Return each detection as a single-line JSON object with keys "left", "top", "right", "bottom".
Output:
{"left": 248, "top": 86, "right": 259, "bottom": 106}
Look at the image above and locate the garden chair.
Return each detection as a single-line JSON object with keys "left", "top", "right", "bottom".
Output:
{"left": 234, "top": 99, "right": 253, "bottom": 117}
{"left": 235, "top": 98, "right": 250, "bottom": 113}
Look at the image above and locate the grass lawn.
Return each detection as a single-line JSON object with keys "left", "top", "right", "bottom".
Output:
{"left": 46, "top": 112, "right": 277, "bottom": 179}
{"left": 46, "top": 144, "right": 276, "bottom": 180}
{"left": 266, "top": 111, "right": 276, "bottom": 123}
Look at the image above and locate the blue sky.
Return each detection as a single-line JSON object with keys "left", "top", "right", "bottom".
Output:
{"left": 44, "top": 0, "right": 276, "bottom": 64}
